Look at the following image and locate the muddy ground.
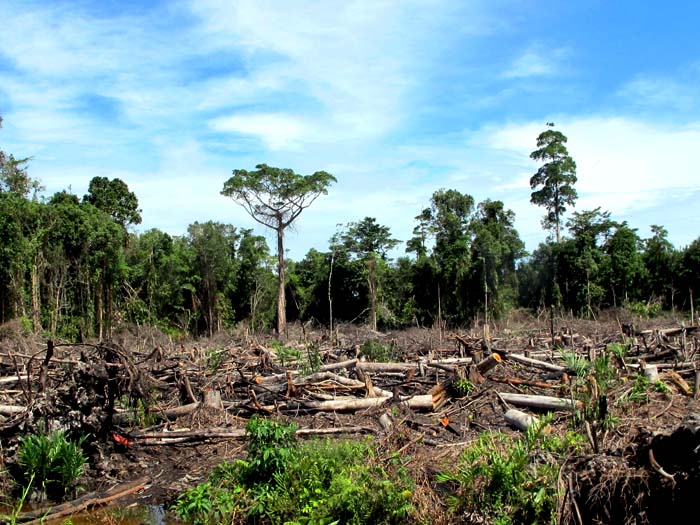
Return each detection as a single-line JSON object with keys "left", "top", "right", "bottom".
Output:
{"left": 1, "top": 311, "right": 699, "bottom": 524}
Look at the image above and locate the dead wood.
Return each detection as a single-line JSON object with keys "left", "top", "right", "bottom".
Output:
{"left": 499, "top": 392, "right": 580, "bottom": 411}
{"left": 14, "top": 476, "right": 149, "bottom": 524}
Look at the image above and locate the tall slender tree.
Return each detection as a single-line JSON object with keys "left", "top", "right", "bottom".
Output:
{"left": 530, "top": 123, "right": 578, "bottom": 243}
{"left": 336, "top": 217, "right": 399, "bottom": 330}
{"left": 221, "top": 164, "right": 335, "bottom": 336}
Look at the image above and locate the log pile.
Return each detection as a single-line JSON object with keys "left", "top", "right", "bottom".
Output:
{"left": 1, "top": 319, "right": 697, "bottom": 448}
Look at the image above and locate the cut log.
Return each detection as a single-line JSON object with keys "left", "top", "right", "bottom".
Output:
{"left": 297, "top": 371, "right": 392, "bottom": 397}
{"left": 504, "top": 353, "right": 567, "bottom": 373}
{"left": 303, "top": 394, "right": 435, "bottom": 412}
{"left": 504, "top": 409, "right": 539, "bottom": 431}
{"left": 356, "top": 362, "right": 419, "bottom": 373}
{"left": 499, "top": 392, "right": 580, "bottom": 411}
{"left": 0, "top": 404, "right": 26, "bottom": 415}
{"left": 491, "top": 376, "right": 564, "bottom": 390}
{"left": 0, "top": 375, "right": 29, "bottom": 384}
{"left": 661, "top": 371, "right": 692, "bottom": 396}
{"left": 475, "top": 353, "right": 502, "bottom": 374}
{"left": 643, "top": 364, "right": 659, "bottom": 383}
{"left": 16, "top": 476, "right": 149, "bottom": 524}
{"left": 129, "top": 426, "right": 375, "bottom": 444}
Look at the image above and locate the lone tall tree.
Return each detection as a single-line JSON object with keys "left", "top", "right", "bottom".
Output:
{"left": 530, "top": 123, "right": 578, "bottom": 243}
{"left": 222, "top": 164, "right": 336, "bottom": 335}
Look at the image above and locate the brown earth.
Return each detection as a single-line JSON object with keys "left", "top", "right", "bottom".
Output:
{"left": 1, "top": 311, "right": 699, "bottom": 524}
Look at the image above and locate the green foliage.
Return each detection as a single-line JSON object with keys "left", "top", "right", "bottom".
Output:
{"left": 654, "top": 380, "right": 670, "bottom": 394}
{"left": 271, "top": 340, "right": 302, "bottom": 367}
{"left": 529, "top": 124, "right": 578, "bottom": 242}
{"left": 206, "top": 346, "right": 226, "bottom": 372}
{"left": 625, "top": 374, "right": 650, "bottom": 403}
{"left": 453, "top": 378, "right": 474, "bottom": 397}
{"left": 437, "top": 414, "right": 570, "bottom": 524}
{"left": 17, "top": 431, "right": 86, "bottom": 500}
{"left": 174, "top": 481, "right": 242, "bottom": 525}
{"left": 0, "top": 474, "right": 34, "bottom": 525}
{"left": 628, "top": 300, "right": 662, "bottom": 318}
{"left": 300, "top": 342, "right": 323, "bottom": 376}
{"left": 83, "top": 176, "right": 141, "bottom": 228}
{"left": 118, "top": 396, "right": 158, "bottom": 428}
{"left": 560, "top": 347, "right": 620, "bottom": 451}
{"left": 241, "top": 416, "right": 298, "bottom": 485}
{"left": 360, "top": 340, "right": 398, "bottom": 363}
{"left": 174, "top": 422, "right": 413, "bottom": 525}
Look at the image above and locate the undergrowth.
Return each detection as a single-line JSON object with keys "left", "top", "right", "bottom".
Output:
{"left": 437, "top": 414, "right": 583, "bottom": 525}
{"left": 174, "top": 416, "right": 412, "bottom": 525}
{"left": 16, "top": 431, "right": 86, "bottom": 500}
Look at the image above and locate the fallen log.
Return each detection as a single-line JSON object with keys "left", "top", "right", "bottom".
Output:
{"left": 0, "top": 404, "right": 26, "bottom": 415}
{"left": 129, "top": 425, "right": 376, "bottom": 444}
{"left": 303, "top": 394, "right": 435, "bottom": 412}
{"left": 475, "top": 353, "right": 502, "bottom": 374}
{"left": 491, "top": 376, "right": 564, "bottom": 390}
{"left": 504, "top": 353, "right": 567, "bottom": 373}
{"left": 499, "top": 392, "right": 580, "bottom": 411}
{"left": 0, "top": 375, "right": 29, "bottom": 384}
{"left": 15, "top": 475, "right": 149, "bottom": 524}
{"left": 504, "top": 409, "right": 539, "bottom": 431}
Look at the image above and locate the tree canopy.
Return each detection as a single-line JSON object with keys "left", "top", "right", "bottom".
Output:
{"left": 530, "top": 124, "right": 578, "bottom": 242}
{"left": 221, "top": 164, "right": 336, "bottom": 335}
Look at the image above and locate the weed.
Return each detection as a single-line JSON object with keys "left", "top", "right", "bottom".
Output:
{"left": 360, "top": 340, "right": 397, "bottom": 363}
{"left": 205, "top": 346, "right": 225, "bottom": 372}
{"left": 300, "top": 342, "right": 323, "bottom": 376}
{"left": 240, "top": 416, "right": 297, "bottom": 485}
{"left": 0, "top": 474, "right": 34, "bottom": 525}
{"left": 119, "top": 396, "right": 158, "bottom": 428}
{"left": 654, "top": 380, "right": 671, "bottom": 394}
{"left": 437, "top": 414, "right": 569, "bottom": 524}
{"left": 625, "top": 374, "right": 650, "bottom": 403}
{"left": 271, "top": 340, "right": 302, "bottom": 368}
{"left": 560, "top": 347, "right": 619, "bottom": 451}
{"left": 628, "top": 300, "right": 661, "bottom": 319}
{"left": 17, "top": 431, "right": 86, "bottom": 500}
{"left": 453, "top": 378, "right": 474, "bottom": 397}
{"left": 174, "top": 419, "right": 413, "bottom": 525}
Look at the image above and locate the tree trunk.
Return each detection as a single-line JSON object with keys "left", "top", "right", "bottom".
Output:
{"left": 328, "top": 250, "right": 334, "bottom": 337}
{"left": 368, "top": 257, "right": 377, "bottom": 331}
{"left": 276, "top": 225, "right": 286, "bottom": 337}
{"left": 31, "top": 256, "right": 42, "bottom": 332}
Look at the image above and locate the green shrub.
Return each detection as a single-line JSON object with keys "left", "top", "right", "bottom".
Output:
{"left": 17, "top": 431, "right": 86, "bottom": 500}
{"left": 360, "top": 340, "right": 397, "bottom": 362}
{"left": 240, "top": 416, "right": 297, "bottom": 485}
{"left": 437, "top": 414, "right": 572, "bottom": 525}
{"left": 174, "top": 418, "right": 413, "bottom": 525}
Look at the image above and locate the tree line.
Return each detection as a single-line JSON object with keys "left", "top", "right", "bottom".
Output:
{"left": 1, "top": 115, "right": 698, "bottom": 340}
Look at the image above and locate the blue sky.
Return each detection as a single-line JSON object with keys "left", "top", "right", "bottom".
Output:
{"left": 1, "top": 0, "right": 699, "bottom": 259}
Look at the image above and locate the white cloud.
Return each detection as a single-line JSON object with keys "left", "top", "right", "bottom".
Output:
{"left": 617, "top": 75, "right": 696, "bottom": 110}
{"left": 209, "top": 113, "right": 311, "bottom": 150}
{"left": 503, "top": 46, "right": 568, "bottom": 79}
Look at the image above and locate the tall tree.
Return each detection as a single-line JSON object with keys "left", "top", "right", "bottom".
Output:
{"left": 221, "top": 164, "right": 336, "bottom": 336}
{"left": 468, "top": 200, "right": 525, "bottom": 320}
{"left": 335, "top": 217, "right": 399, "bottom": 330}
{"left": 642, "top": 225, "right": 677, "bottom": 308}
{"left": 409, "top": 189, "right": 475, "bottom": 324}
{"left": 83, "top": 176, "right": 142, "bottom": 231}
{"left": 530, "top": 123, "right": 578, "bottom": 242}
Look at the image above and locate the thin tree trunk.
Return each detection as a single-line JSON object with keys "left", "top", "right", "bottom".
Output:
{"left": 368, "top": 257, "right": 377, "bottom": 331}
{"left": 276, "top": 225, "right": 286, "bottom": 337}
{"left": 328, "top": 250, "right": 334, "bottom": 337}
{"left": 31, "top": 256, "right": 42, "bottom": 332}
